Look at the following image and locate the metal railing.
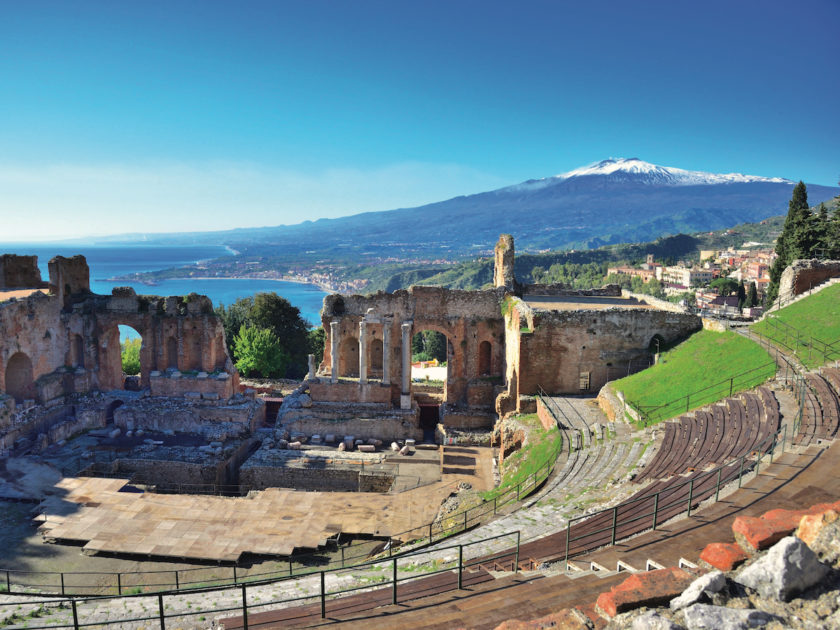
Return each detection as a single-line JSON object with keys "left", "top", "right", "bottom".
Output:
{"left": 752, "top": 315, "right": 840, "bottom": 367}
{"left": 0, "top": 531, "right": 522, "bottom": 629}
{"left": 633, "top": 361, "right": 777, "bottom": 425}
{"left": 562, "top": 422, "right": 787, "bottom": 570}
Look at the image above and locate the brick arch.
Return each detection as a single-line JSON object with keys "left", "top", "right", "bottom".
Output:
{"left": 98, "top": 322, "right": 153, "bottom": 391}
{"left": 4, "top": 351, "right": 35, "bottom": 403}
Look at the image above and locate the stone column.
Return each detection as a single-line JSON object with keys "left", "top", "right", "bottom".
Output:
{"left": 400, "top": 321, "right": 412, "bottom": 409}
{"left": 382, "top": 321, "right": 391, "bottom": 385}
{"left": 330, "top": 321, "right": 339, "bottom": 384}
{"left": 306, "top": 354, "right": 315, "bottom": 380}
{"left": 359, "top": 321, "right": 368, "bottom": 384}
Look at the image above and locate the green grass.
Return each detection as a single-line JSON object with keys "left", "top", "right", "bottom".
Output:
{"left": 752, "top": 283, "right": 840, "bottom": 369}
{"left": 482, "top": 413, "right": 563, "bottom": 500}
{"left": 612, "top": 330, "right": 776, "bottom": 425}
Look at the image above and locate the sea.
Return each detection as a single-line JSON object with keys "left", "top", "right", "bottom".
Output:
{"left": 0, "top": 244, "right": 329, "bottom": 340}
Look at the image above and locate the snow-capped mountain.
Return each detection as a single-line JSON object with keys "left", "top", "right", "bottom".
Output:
{"left": 511, "top": 158, "right": 792, "bottom": 191}
{"left": 116, "top": 158, "right": 839, "bottom": 257}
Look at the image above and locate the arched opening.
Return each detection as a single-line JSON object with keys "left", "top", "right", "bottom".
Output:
{"left": 339, "top": 337, "right": 359, "bottom": 377}
{"left": 69, "top": 334, "right": 85, "bottom": 368}
{"left": 369, "top": 338, "right": 383, "bottom": 377}
{"left": 478, "top": 340, "right": 492, "bottom": 375}
{"left": 105, "top": 400, "right": 124, "bottom": 425}
{"left": 166, "top": 336, "right": 178, "bottom": 370}
{"left": 5, "top": 352, "right": 34, "bottom": 403}
{"left": 410, "top": 328, "right": 451, "bottom": 402}
{"left": 648, "top": 334, "right": 665, "bottom": 355}
{"left": 118, "top": 325, "right": 144, "bottom": 391}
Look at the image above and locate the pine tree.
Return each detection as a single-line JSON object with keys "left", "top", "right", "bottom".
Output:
{"left": 815, "top": 202, "right": 830, "bottom": 257}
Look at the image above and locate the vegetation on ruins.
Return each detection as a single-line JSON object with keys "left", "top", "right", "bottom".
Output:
{"left": 767, "top": 183, "right": 840, "bottom": 303}
{"left": 751, "top": 283, "right": 840, "bottom": 369}
{"left": 485, "top": 413, "right": 563, "bottom": 500}
{"left": 120, "top": 338, "right": 141, "bottom": 375}
{"left": 611, "top": 330, "right": 775, "bottom": 424}
{"left": 232, "top": 325, "right": 290, "bottom": 378}
{"left": 216, "top": 292, "right": 311, "bottom": 378}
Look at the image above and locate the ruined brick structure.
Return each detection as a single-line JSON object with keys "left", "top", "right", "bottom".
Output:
{"left": 778, "top": 259, "right": 840, "bottom": 304}
{"left": 316, "top": 235, "right": 702, "bottom": 421}
{"left": 0, "top": 254, "right": 238, "bottom": 411}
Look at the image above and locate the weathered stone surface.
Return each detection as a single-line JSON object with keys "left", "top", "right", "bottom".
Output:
{"left": 681, "top": 603, "right": 775, "bottom": 630}
{"left": 796, "top": 509, "right": 840, "bottom": 567}
{"left": 493, "top": 607, "right": 590, "bottom": 629}
{"left": 735, "top": 536, "right": 829, "bottom": 601}
{"left": 631, "top": 610, "right": 684, "bottom": 630}
{"left": 699, "top": 542, "right": 750, "bottom": 572}
{"left": 596, "top": 567, "right": 694, "bottom": 617}
{"left": 670, "top": 570, "right": 726, "bottom": 610}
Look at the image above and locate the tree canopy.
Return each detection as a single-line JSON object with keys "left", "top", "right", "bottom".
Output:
{"left": 233, "top": 325, "right": 290, "bottom": 378}
{"left": 216, "top": 292, "right": 311, "bottom": 378}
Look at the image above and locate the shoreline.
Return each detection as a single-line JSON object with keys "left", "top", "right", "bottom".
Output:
{"left": 108, "top": 274, "right": 342, "bottom": 294}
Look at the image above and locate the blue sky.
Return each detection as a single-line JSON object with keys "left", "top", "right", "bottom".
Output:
{"left": 1, "top": 0, "right": 837, "bottom": 241}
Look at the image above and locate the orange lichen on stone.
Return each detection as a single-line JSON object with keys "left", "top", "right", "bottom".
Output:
{"left": 595, "top": 567, "right": 694, "bottom": 618}
{"left": 796, "top": 509, "right": 840, "bottom": 548}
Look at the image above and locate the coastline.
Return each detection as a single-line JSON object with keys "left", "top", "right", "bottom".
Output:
{"left": 109, "top": 274, "right": 342, "bottom": 294}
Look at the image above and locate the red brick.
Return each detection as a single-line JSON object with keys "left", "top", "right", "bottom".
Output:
{"left": 733, "top": 502, "right": 840, "bottom": 552}
{"left": 595, "top": 567, "right": 694, "bottom": 618}
{"left": 699, "top": 542, "right": 749, "bottom": 571}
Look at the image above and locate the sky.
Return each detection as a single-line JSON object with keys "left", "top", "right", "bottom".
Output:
{"left": 0, "top": 0, "right": 838, "bottom": 242}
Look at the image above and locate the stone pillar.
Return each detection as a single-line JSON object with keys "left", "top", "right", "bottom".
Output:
{"left": 400, "top": 321, "right": 412, "bottom": 410}
{"left": 494, "top": 234, "right": 515, "bottom": 290}
{"left": 306, "top": 354, "right": 315, "bottom": 380}
{"left": 382, "top": 321, "right": 391, "bottom": 386}
{"left": 330, "top": 321, "right": 339, "bottom": 384}
{"left": 359, "top": 321, "right": 368, "bottom": 384}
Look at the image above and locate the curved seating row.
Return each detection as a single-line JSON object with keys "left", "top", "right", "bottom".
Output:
{"left": 635, "top": 388, "right": 779, "bottom": 484}
{"left": 794, "top": 372, "right": 840, "bottom": 446}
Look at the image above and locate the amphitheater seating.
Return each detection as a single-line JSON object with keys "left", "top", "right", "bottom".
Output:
{"left": 634, "top": 389, "right": 780, "bottom": 484}
{"left": 794, "top": 374, "right": 840, "bottom": 445}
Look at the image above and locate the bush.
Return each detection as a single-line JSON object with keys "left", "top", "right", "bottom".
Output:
{"left": 234, "top": 325, "right": 290, "bottom": 378}
{"left": 121, "top": 338, "right": 141, "bottom": 375}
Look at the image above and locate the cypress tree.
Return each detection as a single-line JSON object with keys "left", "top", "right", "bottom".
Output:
{"left": 767, "top": 181, "right": 812, "bottom": 303}
{"left": 747, "top": 281, "right": 758, "bottom": 308}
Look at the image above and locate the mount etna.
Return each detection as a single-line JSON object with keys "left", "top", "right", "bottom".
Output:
{"left": 87, "top": 158, "right": 839, "bottom": 259}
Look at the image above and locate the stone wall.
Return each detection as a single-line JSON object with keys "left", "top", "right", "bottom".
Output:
{"left": 115, "top": 458, "right": 221, "bottom": 487}
{"left": 535, "top": 397, "right": 556, "bottom": 431}
{"left": 506, "top": 303, "right": 700, "bottom": 400}
{"left": 778, "top": 259, "right": 840, "bottom": 303}
{"left": 440, "top": 407, "right": 495, "bottom": 430}
{"left": 239, "top": 465, "right": 393, "bottom": 492}
{"left": 149, "top": 371, "right": 236, "bottom": 399}
{"left": 309, "top": 380, "right": 393, "bottom": 404}
{"left": 0, "top": 254, "right": 47, "bottom": 289}
{"left": 0, "top": 254, "right": 239, "bottom": 405}
{"left": 113, "top": 398, "right": 257, "bottom": 437}
{"left": 278, "top": 412, "right": 423, "bottom": 442}
{"left": 522, "top": 284, "right": 622, "bottom": 297}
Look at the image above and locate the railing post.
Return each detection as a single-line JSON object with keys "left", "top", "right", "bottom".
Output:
{"left": 686, "top": 394, "right": 690, "bottom": 412}
{"left": 782, "top": 424, "right": 787, "bottom": 453}
{"left": 60, "top": 572, "right": 65, "bottom": 596}
{"left": 5, "top": 570, "right": 9, "bottom": 594}
{"left": 242, "top": 583, "right": 250, "bottom": 629}
{"left": 515, "top": 530, "right": 520, "bottom": 573}
{"left": 652, "top": 493, "right": 660, "bottom": 530}
{"left": 117, "top": 572, "right": 122, "bottom": 595}
{"left": 464, "top": 509, "right": 467, "bottom": 531}
{"left": 738, "top": 455, "right": 745, "bottom": 488}
{"left": 756, "top": 448, "right": 762, "bottom": 475}
{"left": 233, "top": 565, "right": 237, "bottom": 585}
{"left": 174, "top": 571, "right": 179, "bottom": 591}
{"left": 687, "top": 479, "right": 694, "bottom": 517}
{"left": 392, "top": 558, "right": 398, "bottom": 605}
{"left": 429, "top": 522, "right": 433, "bottom": 543}
{"left": 458, "top": 545, "right": 463, "bottom": 589}
{"left": 158, "top": 593, "right": 166, "bottom": 630}
{"left": 729, "top": 377, "right": 734, "bottom": 397}
{"left": 493, "top": 496, "right": 497, "bottom": 515}
{"left": 71, "top": 599, "right": 79, "bottom": 630}
{"left": 320, "top": 571, "right": 326, "bottom": 618}
{"left": 715, "top": 467, "right": 722, "bottom": 503}
{"left": 563, "top": 520, "right": 570, "bottom": 572}
{"left": 611, "top": 506, "right": 618, "bottom": 546}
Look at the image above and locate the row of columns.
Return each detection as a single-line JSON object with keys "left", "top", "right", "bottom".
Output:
{"left": 328, "top": 320, "right": 414, "bottom": 408}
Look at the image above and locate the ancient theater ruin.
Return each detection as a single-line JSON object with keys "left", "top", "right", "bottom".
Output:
{"left": 0, "top": 237, "right": 701, "bottom": 568}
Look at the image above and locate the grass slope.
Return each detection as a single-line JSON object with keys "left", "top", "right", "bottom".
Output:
{"left": 612, "top": 330, "right": 776, "bottom": 425}
{"left": 751, "top": 283, "right": 840, "bottom": 369}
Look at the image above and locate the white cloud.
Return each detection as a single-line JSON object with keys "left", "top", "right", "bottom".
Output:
{"left": 0, "top": 161, "right": 509, "bottom": 241}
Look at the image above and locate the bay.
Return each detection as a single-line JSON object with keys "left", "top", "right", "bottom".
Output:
{"left": 0, "top": 244, "right": 329, "bottom": 338}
